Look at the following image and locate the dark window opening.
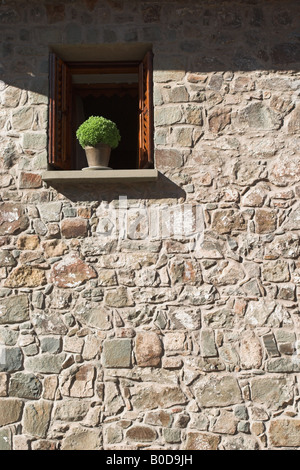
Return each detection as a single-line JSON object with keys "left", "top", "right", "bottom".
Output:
{"left": 48, "top": 51, "right": 154, "bottom": 171}
{"left": 73, "top": 86, "right": 139, "bottom": 170}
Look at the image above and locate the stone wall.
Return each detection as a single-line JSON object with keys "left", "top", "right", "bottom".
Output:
{"left": 0, "top": 0, "right": 300, "bottom": 450}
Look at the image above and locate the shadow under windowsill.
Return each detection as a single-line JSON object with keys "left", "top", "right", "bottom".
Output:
{"left": 42, "top": 169, "right": 186, "bottom": 202}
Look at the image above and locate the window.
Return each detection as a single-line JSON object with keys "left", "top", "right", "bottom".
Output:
{"left": 48, "top": 50, "right": 154, "bottom": 171}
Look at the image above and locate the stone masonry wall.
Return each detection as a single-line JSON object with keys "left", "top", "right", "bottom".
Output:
{"left": 0, "top": 0, "right": 300, "bottom": 450}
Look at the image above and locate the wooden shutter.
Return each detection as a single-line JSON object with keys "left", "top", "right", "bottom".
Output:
{"left": 48, "top": 53, "right": 72, "bottom": 169}
{"left": 138, "top": 51, "right": 154, "bottom": 169}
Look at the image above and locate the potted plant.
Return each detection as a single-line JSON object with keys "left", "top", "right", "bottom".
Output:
{"left": 76, "top": 115, "right": 121, "bottom": 170}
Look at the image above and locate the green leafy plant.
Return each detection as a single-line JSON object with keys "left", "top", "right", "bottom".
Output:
{"left": 76, "top": 116, "right": 121, "bottom": 149}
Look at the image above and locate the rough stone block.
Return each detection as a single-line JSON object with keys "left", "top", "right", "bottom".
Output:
{"left": 31, "top": 440, "right": 57, "bottom": 451}
{"left": 255, "top": 209, "right": 277, "bottom": 234}
{"left": 12, "top": 107, "right": 33, "bottom": 131}
{"left": 144, "top": 410, "right": 173, "bottom": 427}
{"left": 61, "top": 364, "right": 95, "bottom": 398}
{"left": 212, "top": 410, "right": 238, "bottom": 435}
{"left": 42, "top": 376, "right": 58, "bottom": 401}
{"left": 60, "top": 426, "right": 102, "bottom": 450}
{"left": 193, "top": 374, "right": 242, "bottom": 408}
{"left": 1, "top": 86, "right": 22, "bottom": 107}
{"left": 282, "top": 204, "right": 300, "bottom": 231}
{"left": 5, "top": 265, "right": 47, "bottom": 288}
{"left": 155, "top": 148, "right": 183, "bottom": 168}
{"left": 38, "top": 202, "right": 62, "bottom": 222}
{"left": 31, "top": 311, "right": 68, "bottom": 336}
{"left": 267, "top": 357, "right": 300, "bottom": 373}
{"left": 270, "top": 156, "right": 300, "bottom": 186}
{"left": 104, "top": 287, "right": 134, "bottom": 307}
{"left": 135, "top": 332, "right": 163, "bottom": 367}
{"left": 9, "top": 372, "right": 42, "bottom": 399}
{"left": 162, "top": 356, "right": 183, "bottom": 369}
{"left": 25, "top": 353, "right": 67, "bottom": 374}
{"left": 233, "top": 161, "right": 266, "bottom": 186}
{"left": 0, "top": 295, "right": 29, "bottom": 324}
{"left": 131, "top": 384, "right": 187, "bottom": 411}
{"left": 61, "top": 218, "right": 88, "bottom": 238}
{"left": 164, "top": 332, "right": 185, "bottom": 351}
{"left": 234, "top": 103, "right": 282, "bottom": 130}
{"left": 104, "top": 381, "right": 125, "bottom": 415}
{"left": 23, "top": 400, "right": 53, "bottom": 438}
{"left": 42, "top": 239, "right": 68, "bottom": 257}
{"left": 0, "top": 347, "right": 23, "bottom": 372}
{"left": 22, "top": 132, "right": 47, "bottom": 150}
{"left": 163, "top": 85, "right": 188, "bottom": 103}
{"left": 240, "top": 330, "right": 263, "bottom": 370}
{"left": 200, "top": 329, "right": 217, "bottom": 357}
{"left": 262, "top": 333, "right": 280, "bottom": 357}
{"left": 0, "top": 428, "right": 12, "bottom": 450}
{"left": 13, "top": 435, "right": 31, "bottom": 451}
{"left": 251, "top": 377, "right": 293, "bottom": 411}
{"left": 50, "top": 254, "right": 97, "bottom": 288}
{"left": 184, "top": 432, "right": 220, "bottom": 450}
{"left": 17, "top": 234, "right": 40, "bottom": 250}
{"left": 102, "top": 339, "right": 132, "bottom": 368}
{"left": 76, "top": 306, "right": 111, "bottom": 330}
{"left": 0, "top": 203, "right": 29, "bottom": 235}
{"left": 211, "top": 210, "right": 246, "bottom": 234}
{"left": 0, "top": 399, "right": 23, "bottom": 426}
{"left": 126, "top": 425, "right": 157, "bottom": 442}
{"left": 208, "top": 107, "right": 231, "bottom": 133}
{"left": 245, "top": 299, "right": 276, "bottom": 327}
{"left": 269, "top": 419, "right": 300, "bottom": 447}
{"left": 154, "top": 106, "right": 182, "bottom": 126}
{"left": 0, "top": 372, "right": 8, "bottom": 396}
{"left": 54, "top": 400, "right": 90, "bottom": 422}
{"left": 262, "top": 260, "right": 290, "bottom": 282}
{"left": 168, "top": 308, "right": 201, "bottom": 330}
{"left": 40, "top": 336, "right": 62, "bottom": 354}
{"left": 19, "top": 172, "right": 42, "bottom": 189}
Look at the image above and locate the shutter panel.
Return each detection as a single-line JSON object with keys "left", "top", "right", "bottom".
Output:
{"left": 48, "top": 53, "right": 72, "bottom": 169}
{"left": 138, "top": 51, "right": 154, "bottom": 169}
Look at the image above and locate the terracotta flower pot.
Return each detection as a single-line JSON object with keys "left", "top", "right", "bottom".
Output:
{"left": 83, "top": 143, "right": 112, "bottom": 170}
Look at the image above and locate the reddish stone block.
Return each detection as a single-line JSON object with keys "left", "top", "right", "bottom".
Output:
{"left": 50, "top": 254, "right": 97, "bottom": 288}
{"left": 19, "top": 172, "right": 42, "bottom": 189}
{"left": 61, "top": 218, "right": 88, "bottom": 239}
{"left": 136, "top": 332, "right": 163, "bottom": 367}
{"left": 0, "top": 203, "right": 29, "bottom": 236}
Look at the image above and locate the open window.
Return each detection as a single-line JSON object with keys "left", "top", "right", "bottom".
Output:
{"left": 48, "top": 50, "right": 154, "bottom": 171}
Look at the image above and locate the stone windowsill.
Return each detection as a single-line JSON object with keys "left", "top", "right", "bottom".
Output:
{"left": 42, "top": 169, "right": 158, "bottom": 184}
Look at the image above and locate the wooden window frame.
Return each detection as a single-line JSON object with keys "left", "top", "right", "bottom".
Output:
{"left": 48, "top": 51, "right": 154, "bottom": 170}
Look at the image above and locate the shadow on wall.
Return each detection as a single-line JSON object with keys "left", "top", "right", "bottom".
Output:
{"left": 0, "top": 0, "right": 299, "bottom": 98}
{"left": 44, "top": 172, "right": 187, "bottom": 203}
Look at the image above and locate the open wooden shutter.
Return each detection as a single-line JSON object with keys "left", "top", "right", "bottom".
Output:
{"left": 48, "top": 53, "right": 72, "bottom": 169}
{"left": 138, "top": 51, "right": 154, "bottom": 169}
